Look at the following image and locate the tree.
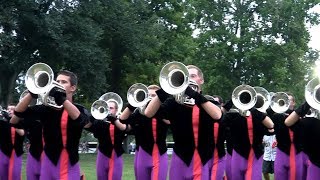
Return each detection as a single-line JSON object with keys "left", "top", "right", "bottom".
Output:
{"left": 190, "top": 0, "right": 320, "bottom": 102}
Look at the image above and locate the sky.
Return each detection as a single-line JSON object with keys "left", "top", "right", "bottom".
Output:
{"left": 308, "top": 5, "right": 320, "bottom": 51}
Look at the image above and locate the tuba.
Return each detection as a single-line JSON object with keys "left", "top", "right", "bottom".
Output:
{"left": 91, "top": 92, "right": 123, "bottom": 120}
{"left": 25, "top": 63, "right": 65, "bottom": 109}
{"left": 253, "top": 87, "right": 271, "bottom": 113}
{"left": 270, "top": 92, "right": 290, "bottom": 113}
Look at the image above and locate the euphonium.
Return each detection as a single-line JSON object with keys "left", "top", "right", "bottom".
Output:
{"left": 25, "top": 63, "right": 65, "bottom": 109}
{"left": 270, "top": 92, "right": 290, "bottom": 113}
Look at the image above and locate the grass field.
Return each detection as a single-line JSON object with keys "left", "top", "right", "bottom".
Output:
{"left": 21, "top": 153, "right": 135, "bottom": 180}
{"left": 21, "top": 153, "right": 273, "bottom": 180}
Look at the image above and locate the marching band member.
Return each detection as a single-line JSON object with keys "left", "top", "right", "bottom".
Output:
{"left": 285, "top": 101, "right": 320, "bottom": 179}
{"left": 120, "top": 84, "right": 169, "bottom": 180}
{"left": 268, "top": 93, "right": 308, "bottom": 180}
{"left": 0, "top": 105, "right": 25, "bottom": 180}
{"left": 85, "top": 99, "right": 127, "bottom": 180}
{"left": 145, "top": 64, "right": 222, "bottom": 179}
{"left": 11, "top": 70, "right": 90, "bottom": 180}
{"left": 223, "top": 86, "right": 274, "bottom": 180}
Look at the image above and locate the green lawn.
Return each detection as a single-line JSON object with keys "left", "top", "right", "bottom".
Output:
{"left": 21, "top": 153, "right": 273, "bottom": 180}
{"left": 21, "top": 153, "right": 135, "bottom": 180}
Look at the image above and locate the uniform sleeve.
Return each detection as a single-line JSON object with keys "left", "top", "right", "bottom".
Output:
{"left": 251, "top": 108, "right": 267, "bottom": 123}
{"left": 14, "top": 105, "right": 47, "bottom": 124}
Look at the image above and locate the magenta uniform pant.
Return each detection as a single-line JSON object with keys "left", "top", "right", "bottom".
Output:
{"left": 169, "top": 152, "right": 209, "bottom": 180}
{"left": 274, "top": 149, "right": 308, "bottom": 180}
{"left": 96, "top": 149, "right": 123, "bottom": 180}
{"left": 0, "top": 150, "right": 22, "bottom": 180}
{"left": 208, "top": 155, "right": 226, "bottom": 180}
{"left": 307, "top": 162, "right": 320, "bottom": 180}
{"left": 40, "top": 153, "right": 80, "bottom": 180}
{"left": 231, "top": 150, "right": 262, "bottom": 180}
{"left": 225, "top": 152, "right": 232, "bottom": 180}
{"left": 26, "top": 153, "right": 41, "bottom": 180}
{"left": 135, "top": 147, "right": 168, "bottom": 180}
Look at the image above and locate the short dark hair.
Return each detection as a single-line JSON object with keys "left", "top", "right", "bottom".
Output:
{"left": 57, "top": 70, "right": 78, "bottom": 86}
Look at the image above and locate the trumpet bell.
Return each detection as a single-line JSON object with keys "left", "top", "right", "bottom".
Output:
{"left": 232, "top": 85, "right": 257, "bottom": 111}
{"left": 254, "top": 87, "right": 271, "bottom": 113}
{"left": 159, "top": 61, "right": 189, "bottom": 95}
{"left": 91, "top": 100, "right": 109, "bottom": 120}
{"left": 270, "top": 92, "right": 290, "bottom": 113}
{"left": 305, "top": 78, "right": 320, "bottom": 111}
{"left": 127, "top": 83, "right": 149, "bottom": 107}
{"left": 25, "top": 63, "right": 54, "bottom": 95}
{"left": 99, "top": 92, "right": 123, "bottom": 115}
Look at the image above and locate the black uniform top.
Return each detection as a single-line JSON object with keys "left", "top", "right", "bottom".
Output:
{"left": 223, "top": 109, "right": 267, "bottom": 159}
{"left": 159, "top": 98, "right": 217, "bottom": 166}
{"left": 299, "top": 117, "right": 320, "bottom": 168}
{"left": 126, "top": 109, "right": 168, "bottom": 156}
{"left": 271, "top": 112, "right": 304, "bottom": 155}
{"left": 0, "top": 120, "right": 24, "bottom": 157}
{"left": 86, "top": 119, "right": 126, "bottom": 158}
{"left": 15, "top": 104, "right": 89, "bottom": 166}
{"left": 24, "top": 119, "right": 43, "bottom": 161}
{"left": 212, "top": 119, "right": 227, "bottom": 158}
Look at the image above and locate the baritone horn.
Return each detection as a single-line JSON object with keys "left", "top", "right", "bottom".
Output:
{"left": 127, "top": 83, "right": 149, "bottom": 108}
{"left": 253, "top": 87, "right": 271, "bottom": 113}
{"left": 270, "top": 92, "right": 290, "bottom": 113}
{"left": 305, "top": 77, "right": 320, "bottom": 111}
{"left": 232, "top": 84, "right": 257, "bottom": 111}
{"left": 159, "top": 61, "right": 189, "bottom": 95}
{"left": 25, "top": 63, "right": 65, "bottom": 109}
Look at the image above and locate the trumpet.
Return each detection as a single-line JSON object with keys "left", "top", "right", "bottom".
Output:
{"left": 270, "top": 92, "right": 290, "bottom": 113}
{"left": 25, "top": 63, "right": 65, "bottom": 109}
{"left": 91, "top": 92, "right": 123, "bottom": 120}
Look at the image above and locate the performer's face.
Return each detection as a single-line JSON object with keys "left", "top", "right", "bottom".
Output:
{"left": 148, "top": 89, "right": 157, "bottom": 99}
{"left": 7, "top": 105, "right": 15, "bottom": 117}
{"left": 288, "top": 95, "right": 295, "bottom": 110}
{"left": 188, "top": 68, "right": 203, "bottom": 89}
{"left": 56, "top": 75, "right": 76, "bottom": 95}
{"left": 107, "top": 101, "right": 117, "bottom": 116}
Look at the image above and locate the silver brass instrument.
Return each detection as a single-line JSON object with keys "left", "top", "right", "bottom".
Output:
{"left": 159, "top": 61, "right": 189, "bottom": 95}
{"left": 305, "top": 78, "right": 320, "bottom": 111}
{"left": 19, "top": 89, "right": 42, "bottom": 106}
{"left": 270, "top": 92, "right": 290, "bottom": 113}
{"left": 127, "top": 83, "right": 149, "bottom": 108}
{"left": 25, "top": 63, "right": 65, "bottom": 109}
{"left": 91, "top": 92, "right": 123, "bottom": 120}
{"left": 99, "top": 92, "right": 123, "bottom": 115}
{"left": 91, "top": 100, "right": 109, "bottom": 120}
{"left": 306, "top": 107, "right": 320, "bottom": 119}
{"left": 232, "top": 85, "right": 257, "bottom": 111}
{"left": 253, "top": 87, "right": 271, "bottom": 113}
{"left": 174, "top": 79, "right": 199, "bottom": 105}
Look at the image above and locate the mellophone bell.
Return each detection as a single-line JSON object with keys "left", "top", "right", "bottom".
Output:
{"left": 24, "top": 63, "right": 66, "bottom": 109}
{"left": 91, "top": 92, "right": 123, "bottom": 121}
